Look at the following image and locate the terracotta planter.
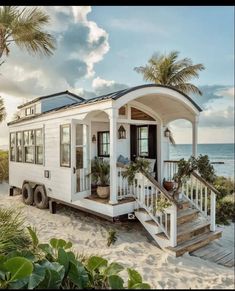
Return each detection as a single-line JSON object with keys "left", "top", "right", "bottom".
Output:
{"left": 97, "top": 186, "right": 110, "bottom": 199}
{"left": 163, "top": 180, "right": 175, "bottom": 191}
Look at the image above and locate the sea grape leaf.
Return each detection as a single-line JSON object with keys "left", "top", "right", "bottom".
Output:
{"left": 108, "top": 274, "right": 124, "bottom": 289}
{"left": 4, "top": 257, "right": 33, "bottom": 282}
{"left": 68, "top": 261, "right": 89, "bottom": 288}
{"left": 86, "top": 256, "right": 108, "bottom": 272}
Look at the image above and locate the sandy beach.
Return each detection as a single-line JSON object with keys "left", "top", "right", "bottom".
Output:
{"left": 0, "top": 182, "right": 234, "bottom": 289}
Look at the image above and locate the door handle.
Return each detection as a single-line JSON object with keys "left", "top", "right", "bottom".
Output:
{"left": 73, "top": 167, "right": 76, "bottom": 174}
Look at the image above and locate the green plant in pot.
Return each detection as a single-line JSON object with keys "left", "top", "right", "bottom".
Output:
{"left": 173, "top": 156, "right": 197, "bottom": 200}
{"left": 122, "top": 158, "right": 151, "bottom": 185}
{"left": 91, "top": 158, "right": 110, "bottom": 199}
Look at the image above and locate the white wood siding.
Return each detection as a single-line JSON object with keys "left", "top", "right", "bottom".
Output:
{"left": 9, "top": 118, "right": 72, "bottom": 203}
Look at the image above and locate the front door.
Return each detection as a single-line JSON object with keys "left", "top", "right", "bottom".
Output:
{"left": 130, "top": 124, "right": 157, "bottom": 178}
{"left": 71, "top": 120, "right": 90, "bottom": 201}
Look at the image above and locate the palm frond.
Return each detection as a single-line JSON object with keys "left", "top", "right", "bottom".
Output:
{"left": 0, "top": 6, "right": 56, "bottom": 57}
{"left": 134, "top": 50, "right": 205, "bottom": 95}
{"left": 175, "top": 83, "right": 203, "bottom": 96}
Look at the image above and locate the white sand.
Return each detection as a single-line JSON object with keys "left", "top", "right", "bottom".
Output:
{"left": 0, "top": 182, "right": 234, "bottom": 289}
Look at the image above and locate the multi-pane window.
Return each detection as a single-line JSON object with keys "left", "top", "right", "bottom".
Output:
{"left": 24, "top": 130, "right": 34, "bottom": 163}
{"left": 10, "top": 133, "right": 16, "bottom": 161}
{"left": 25, "top": 106, "right": 35, "bottom": 116}
{"left": 10, "top": 129, "right": 43, "bottom": 164}
{"left": 35, "top": 129, "right": 43, "bottom": 164}
{"left": 16, "top": 132, "right": 23, "bottom": 162}
{"left": 98, "top": 131, "right": 110, "bottom": 157}
{"left": 60, "top": 124, "right": 71, "bottom": 167}
{"left": 137, "top": 126, "right": 149, "bottom": 157}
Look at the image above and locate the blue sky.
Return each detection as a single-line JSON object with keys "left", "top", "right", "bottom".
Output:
{"left": 0, "top": 6, "right": 234, "bottom": 145}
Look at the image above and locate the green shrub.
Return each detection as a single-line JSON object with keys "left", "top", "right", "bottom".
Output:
{"left": 214, "top": 176, "right": 235, "bottom": 199}
{"left": 0, "top": 150, "right": 8, "bottom": 182}
{"left": 0, "top": 208, "right": 32, "bottom": 255}
{"left": 0, "top": 222, "right": 151, "bottom": 289}
{"left": 107, "top": 229, "right": 117, "bottom": 247}
{"left": 216, "top": 194, "right": 235, "bottom": 225}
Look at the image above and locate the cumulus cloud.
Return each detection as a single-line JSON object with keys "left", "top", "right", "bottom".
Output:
{"left": 199, "top": 106, "right": 234, "bottom": 127}
{"left": 0, "top": 6, "right": 109, "bottom": 99}
{"left": 92, "top": 77, "right": 128, "bottom": 95}
{"left": 191, "top": 85, "right": 233, "bottom": 108}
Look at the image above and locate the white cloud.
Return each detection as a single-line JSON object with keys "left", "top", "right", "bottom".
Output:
{"left": 216, "top": 87, "right": 234, "bottom": 98}
{"left": 92, "top": 77, "right": 128, "bottom": 95}
{"left": 0, "top": 6, "right": 110, "bottom": 97}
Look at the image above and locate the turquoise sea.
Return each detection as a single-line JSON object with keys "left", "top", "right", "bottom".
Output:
{"left": 170, "top": 143, "right": 234, "bottom": 179}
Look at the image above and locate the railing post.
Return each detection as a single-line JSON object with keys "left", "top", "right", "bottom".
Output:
{"left": 210, "top": 191, "right": 216, "bottom": 231}
{"left": 108, "top": 109, "right": 118, "bottom": 205}
{"left": 170, "top": 204, "right": 177, "bottom": 247}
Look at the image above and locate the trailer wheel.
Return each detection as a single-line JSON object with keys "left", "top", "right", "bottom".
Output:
{"left": 22, "top": 183, "right": 34, "bottom": 205}
{"left": 34, "top": 185, "right": 48, "bottom": 209}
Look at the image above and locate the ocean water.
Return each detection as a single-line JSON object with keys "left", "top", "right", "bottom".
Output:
{"left": 170, "top": 143, "right": 234, "bottom": 179}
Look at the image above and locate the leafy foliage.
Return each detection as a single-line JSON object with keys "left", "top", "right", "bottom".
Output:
{"left": 173, "top": 156, "right": 198, "bottom": 195}
{"left": 216, "top": 194, "right": 235, "bottom": 225}
{"left": 91, "top": 157, "right": 110, "bottom": 186}
{"left": 0, "top": 208, "right": 31, "bottom": 255}
{"left": 214, "top": 176, "right": 235, "bottom": 199}
{"left": 155, "top": 195, "right": 172, "bottom": 213}
{"left": 107, "top": 229, "right": 118, "bottom": 247}
{"left": 0, "top": 220, "right": 151, "bottom": 289}
{"left": 0, "top": 6, "right": 56, "bottom": 60}
{"left": 196, "top": 154, "right": 216, "bottom": 183}
{"left": 0, "top": 150, "right": 8, "bottom": 182}
{"left": 122, "top": 158, "right": 151, "bottom": 185}
{"left": 134, "top": 50, "right": 205, "bottom": 95}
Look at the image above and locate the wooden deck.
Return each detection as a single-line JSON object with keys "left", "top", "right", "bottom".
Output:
{"left": 85, "top": 194, "right": 135, "bottom": 205}
{"left": 190, "top": 244, "right": 234, "bottom": 268}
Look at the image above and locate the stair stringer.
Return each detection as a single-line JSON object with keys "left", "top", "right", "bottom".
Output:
{"left": 134, "top": 210, "right": 172, "bottom": 249}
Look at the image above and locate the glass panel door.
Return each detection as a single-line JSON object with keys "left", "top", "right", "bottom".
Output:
{"left": 75, "top": 124, "right": 89, "bottom": 193}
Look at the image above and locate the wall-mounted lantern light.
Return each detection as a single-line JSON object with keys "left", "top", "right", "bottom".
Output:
{"left": 118, "top": 125, "right": 126, "bottom": 139}
{"left": 92, "top": 134, "right": 96, "bottom": 143}
{"left": 164, "top": 127, "right": 171, "bottom": 137}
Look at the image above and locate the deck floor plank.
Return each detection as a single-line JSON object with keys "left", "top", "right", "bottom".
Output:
{"left": 190, "top": 243, "right": 234, "bottom": 268}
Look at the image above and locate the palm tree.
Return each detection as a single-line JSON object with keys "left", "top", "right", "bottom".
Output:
{"left": 0, "top": 97, "right": 6, "bottom": 122}
{"left": 0, "top": 6, "right": 56, "bottom": 122}
{"left": 134, "top": 51, "right": 205, "bottom": 95}
{"left": 0, "top": 6, "right": 56, "bottom": 62}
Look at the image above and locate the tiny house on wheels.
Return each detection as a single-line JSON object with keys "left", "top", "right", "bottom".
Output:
{"left": 8, "top": 84, "right": 222, "bottom": 256}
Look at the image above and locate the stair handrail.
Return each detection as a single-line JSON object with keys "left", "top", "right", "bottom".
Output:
{"left": 117, "top": 162, "right": 177, "bottom": 205}
{"left": 191, "top": 171, "right": 220, "bottom": 195}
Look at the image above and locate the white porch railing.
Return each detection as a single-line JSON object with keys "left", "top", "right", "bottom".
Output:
{"left": 117, "top": 164, "right": 177, "bottom": 247}
{"left": 164, "top": 160, "right": 219, "bottom": 232}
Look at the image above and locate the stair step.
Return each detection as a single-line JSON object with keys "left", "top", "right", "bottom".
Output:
{"left": 156, "top": 232, "right": 168, "bottom": 240}
{"left": 177, "top": 208, "right": 199, "bottom": 225}
{"left": 177, "top": 199, "right": 190, "bottom": 210}
{"left": 166, "top": 230, "right": 222, "bottom": 257}
{"left": 177, "top": 219, "right": 211, "bottom": 244}
{"left": 145, "top": 219, "right": 157, "bottom": 225}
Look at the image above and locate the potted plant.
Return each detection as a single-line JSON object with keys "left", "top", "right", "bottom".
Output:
{"left": 122, "top": 158, "right": 151, "bottom": 185}
{"left": 163, "top": 177, "right": 175, "bottom": 192}
{"left": 172, "top": 156, "right": 197, "bottom": 200}
{"left": 91, "top": 158, "right": 110, "bottom": 199}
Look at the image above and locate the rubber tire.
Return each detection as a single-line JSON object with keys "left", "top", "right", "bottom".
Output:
{"left": 34, "top": 185, "right": 48, "bottom": 209}
{"left": 22, "top": 183, "right": 34, "bottom": 205}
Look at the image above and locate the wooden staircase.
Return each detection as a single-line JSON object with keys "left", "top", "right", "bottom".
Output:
{"left": 135, "top": 197, "right": 222, "bottom": 257}
{"left": 116, "top": 163, "right": 223, "bottom": 257}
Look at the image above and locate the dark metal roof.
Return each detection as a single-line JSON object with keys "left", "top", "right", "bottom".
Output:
{"left": 8, "top": 84, "right": 202, "bottom": 126}
{"left": 17, "top": 90, "right": 85, "bottom": 109}
{"left": 76, "top": 84, "right": 202, "bottom": 112}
